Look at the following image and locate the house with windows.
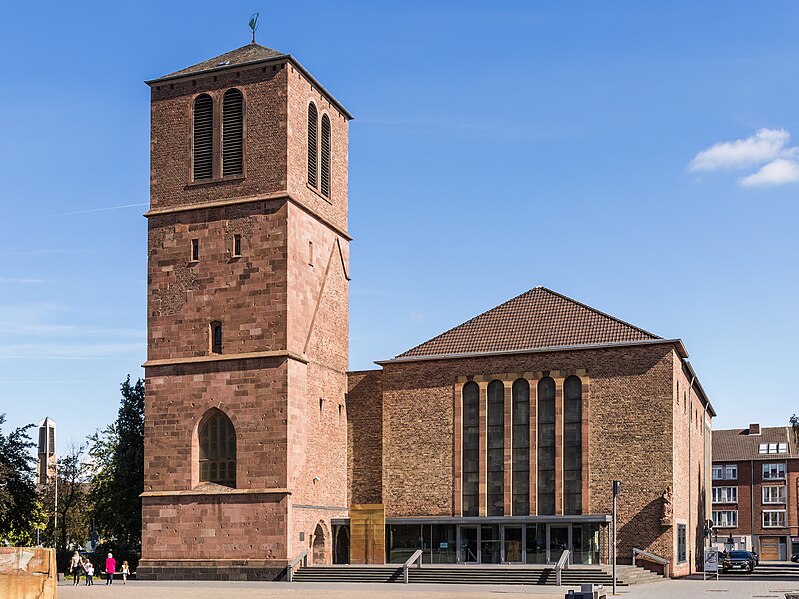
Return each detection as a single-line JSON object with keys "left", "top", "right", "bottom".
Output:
{"left": 138, "top": 40, "right": 715, "bottom": 581}
{"left": 711, "top": 424, "right": 799, "bottom": 560}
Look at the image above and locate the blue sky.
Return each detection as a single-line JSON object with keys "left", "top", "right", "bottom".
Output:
{"left": 0, "top": 1, "right": 797, "bottom": 447}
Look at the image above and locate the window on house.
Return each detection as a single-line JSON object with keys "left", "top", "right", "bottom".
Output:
{"left": 762, "top": 510, "right": 786, "bottom": 528}
{"left": 320, "top": 114, "right": 331, "bottom": 198}
{"left": 462, "top": 381, "right": 480, "bottom": 517}
{"left": 763, "top": 485, "right": 786, "bottom": 504}
{"left": 193, "top": 94, "right": 214, "bottom": 180}
{"left": 537, "top": 377, "right": 556, "bottom": 516}
{"left": 511, "top": 378, "right": 530, "bottom": 516}
{"left": 199, "top": 409, "right": 236, "bottom": 487}
{"left": 233, "top": 234, "right": 242, "bottom": 257}
{"left": 677, "top": 524, "right": 687, "bottom": 562}
{"left": 712, "top": 486, "right": 738, "bottom": 503}
{"left": 762, "top": 463, "right": 786, "bottom": 480}
{"left": 210, "top": 321, "right": 222, "bottom": 354}
{"left": 712, "top": 465, "right": 723, "bottom": 480}
{"left": 712, "top": 510, "right": 738, "bottom": 528}
{"left": 307, "top": 102, "right": 318, "bottom": 188}
{"left": 191, "top": 238, "right": 199, "bottom": 262}
{"left": 487, "top": 380, "right": 505, "bottom": 516}
{"left": 222, "top": 89, "right": 244, "bottom": 177}
{"left": 564, "top": 376, "right": 583, "bottom": 515}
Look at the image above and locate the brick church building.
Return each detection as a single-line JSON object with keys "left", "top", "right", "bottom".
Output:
{"left": 138, "top": 41, "right": 715, "bottom": 580}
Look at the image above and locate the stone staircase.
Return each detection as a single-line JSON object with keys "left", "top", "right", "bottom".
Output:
{"left": 291, "top": 563, "right": 665, "bottom": 586}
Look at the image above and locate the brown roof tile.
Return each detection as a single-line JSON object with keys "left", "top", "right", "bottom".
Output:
{"left": 713, "top": 426, "right": 799, "bottom": 462}
{"left": 150, "top": 43, "right": 286, "bottom": 82}
{"left": 395, "top": 286, "right": 660, "bottom": 359}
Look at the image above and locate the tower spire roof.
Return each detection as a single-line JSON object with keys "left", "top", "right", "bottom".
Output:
{"left": 148, "top": 43, "right": 287, "bottom": 83}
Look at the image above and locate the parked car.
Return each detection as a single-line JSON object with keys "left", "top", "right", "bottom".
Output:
{"left": 722, "top": 550, "right": 755, "bottom": 573}
{"left": 791, "top": 553, "right": 799, "bottom": 563}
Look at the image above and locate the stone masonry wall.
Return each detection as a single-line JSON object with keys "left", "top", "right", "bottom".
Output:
{"left": 347, "top": 370, "right": 384, "bottom": 505}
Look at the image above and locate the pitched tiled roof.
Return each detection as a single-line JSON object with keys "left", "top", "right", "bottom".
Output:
{"left": 151, "top": 43, "right": 287, "bottom": 82}
{"left": 713, "top": 426, "right": 799, "bottom": 462}
{"left": 395, "top": 286, "right": 661, "bottom": 359}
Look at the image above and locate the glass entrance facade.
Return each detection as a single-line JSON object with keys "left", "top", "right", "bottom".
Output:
{"left": 387, "top": 521, "right": 603, "bottom": 565}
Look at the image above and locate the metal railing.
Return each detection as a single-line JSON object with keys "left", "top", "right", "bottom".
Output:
{"left": 402, "top": 549, "right": 423, "bottom": 584}
{"left": 286, "top": 550, "right": 308, "bottom": 583}
{"left": 555, "top": 549, "right": 570, "bottom": 586}
{"left": 632, "top": 547, "right": 669, "bottom": 579}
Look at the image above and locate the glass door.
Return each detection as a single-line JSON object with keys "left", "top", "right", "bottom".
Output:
{"left": 459, "top": 526, "right": 479, "bottom": 563}
{"left": 548, "top": 525, "right": 570, "bottom": 564}
{"left": 502, "top": 526, "right": 524, "bottom": 563}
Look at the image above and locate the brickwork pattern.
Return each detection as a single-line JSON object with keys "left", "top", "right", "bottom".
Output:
{"left": 347, "top": 370, "right": 384, "bottom": 505}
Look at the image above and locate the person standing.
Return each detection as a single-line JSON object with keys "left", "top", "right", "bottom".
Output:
{"left": 69, "top": 551, "right": 82, "bottom": 586}
{"left": 105, "top": 553, "right": 116, "bottom": 585}
{"left": 84, "top": 558, "right": 94, "bottom": 585}
{"left": 121, "top": 560, "right": 130, "bottom": 584}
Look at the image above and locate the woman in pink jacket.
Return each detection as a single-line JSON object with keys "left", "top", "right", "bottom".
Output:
{"left": 105, "top": 553, "right": 116, "bottom": 585}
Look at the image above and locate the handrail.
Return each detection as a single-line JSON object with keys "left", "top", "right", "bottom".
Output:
{"left": 632, "top": 547, "right": 669, "bottom": 579}
{"left": 402, "top": 549, "right": 423, "bottom": 584}
{"left": 286, "top": 550, "right": 308, "bottom": 583}
{"left": 555, "top": 549, "right": 570, "bottom": 586}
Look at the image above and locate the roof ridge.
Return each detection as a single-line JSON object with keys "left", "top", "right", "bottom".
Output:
{"left": 535, "top": 286, "right": 661, "bottom": 341}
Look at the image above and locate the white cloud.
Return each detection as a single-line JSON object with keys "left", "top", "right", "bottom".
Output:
{"left": 0, "top": 277, "right": 44, "bottom": 284}
{"left": 689, "top": 128, "right": 790, "bottom": 172}
{"left": 739, "top": 158, "right": 799, "bottom": 187}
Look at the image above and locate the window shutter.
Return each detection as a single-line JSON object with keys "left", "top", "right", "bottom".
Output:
{"left": 308, "top": 103, "right": 318, "bottom": 187}
{"left": 222, "top": 89, "right": 244, "bottom": 177}
{"left": 320, "top": 114, "right": 331, "bottom": 197}
{"left": 193, "top": 94, "right": 214, "bottom": 180}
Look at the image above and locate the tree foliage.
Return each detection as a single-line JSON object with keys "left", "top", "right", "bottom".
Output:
{"left": 0, "top": 414, "right": 41, "bottom": 545}
{"left": 41, "top": 443, "right": 91, "bottom": 551}
{"left": 88, "top": 376, "right": 144, "bottom": 550}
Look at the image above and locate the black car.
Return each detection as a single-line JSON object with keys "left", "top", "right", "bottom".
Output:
{"left": 791, "top": 553, "right": 799, "bottom": 563}
{"left": 722, "top": 550, "right": 755, "bottom": 573}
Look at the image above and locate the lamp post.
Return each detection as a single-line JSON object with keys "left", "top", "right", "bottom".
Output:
{"left": 612, "top": 480, "right": 621, "bottom": 595}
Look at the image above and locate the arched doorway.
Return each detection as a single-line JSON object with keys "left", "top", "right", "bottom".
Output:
{"left": 334, "top": 525, "right": 350, "bottom": 564}
{"left": 312, "top": 522, "right": 327, "bottom": 565}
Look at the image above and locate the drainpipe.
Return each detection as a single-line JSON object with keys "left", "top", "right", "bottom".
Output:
{"left": 750, "top": 459, "right": 755, "bottom": 553}
{"left": 688, "top": 375, "right": 696, "bottom": 571}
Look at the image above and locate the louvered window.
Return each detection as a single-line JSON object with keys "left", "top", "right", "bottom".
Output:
{"left": 199, "top": 409, "right": 236, "bottom": 487}
{"left": 320, "top": 114, "right": 331, "bottom": 197}
{"left": 307, "top": 102, "right": 318, "bottom": 187}
{"left": 193, "top": 94, "right": 214, "bottom": 180}
{"left": 222, "top": 89, "right": 244, "bottom": 177}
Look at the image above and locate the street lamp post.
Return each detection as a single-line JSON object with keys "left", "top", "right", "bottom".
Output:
{"left": 612, "top": 480, "right": 621, "bottom": 595}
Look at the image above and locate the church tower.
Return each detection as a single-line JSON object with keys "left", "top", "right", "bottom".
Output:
{"left": 139, "top": 42, "right": 352, "bottom": 580}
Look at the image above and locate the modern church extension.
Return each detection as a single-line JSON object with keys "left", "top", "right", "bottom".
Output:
{"left": 138, "top": 41, "right": 715, "bottom": 581}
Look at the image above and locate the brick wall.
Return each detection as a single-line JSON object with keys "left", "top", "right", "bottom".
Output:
{"left": 347, "top": 370, "right": 384, "bottom": 505}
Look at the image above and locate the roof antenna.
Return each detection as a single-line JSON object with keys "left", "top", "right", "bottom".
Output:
{"left": 249, "top": 12, "right": 260, "bottom": 44}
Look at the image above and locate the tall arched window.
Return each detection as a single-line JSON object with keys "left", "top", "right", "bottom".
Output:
{"left": 487, "top": 380, "right": 505, "bottom": 516}
{"left": 462, "top": 382, "right": 479, "bottom": 516}
{"left": 193, "top": 94, "right": 213, "bottom": 180}
{"left": 537, "top": 377, "right": 556, "bottom": 515}
{"left": 199, "top": 409, "right": 236, "bottom": 487}
{"left": 222, "top": 89, "right": 244, "bottom": 177}
{"left": 564, "top": 376, "right": 583, "bottom": 515}
{"left": 307, "top": 102, "right": 318, "bottom": 188}
{"left": 320, "top": 114, "right": 331, "bottom": 197}
{"left": 512, "top": 379, "right": 530, "bottom": 516}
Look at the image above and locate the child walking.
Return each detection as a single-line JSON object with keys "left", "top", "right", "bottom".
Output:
{"left": 84, "top": 558, "right": 94, "bottom": 585}
{"left": 121, "top": 560, "right": 130, "bottom": 584}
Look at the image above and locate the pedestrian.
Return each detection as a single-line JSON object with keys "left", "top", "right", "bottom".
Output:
{"left": 121, "top": 560, "right": 130, "bottom": 584}
{"left": 84, "top": 558, "right": 94, "bottom": 585}
{"left": 105, "top": 552, "right": 116, "bottom": 585}
{"left": 69, "top": 551, "right": 82, "bottom": 586}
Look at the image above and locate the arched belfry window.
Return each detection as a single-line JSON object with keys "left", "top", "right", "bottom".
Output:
{"left": 487, "top": 380, "right": 505, "bottom": 516}
{"left": 193, "top": 94, "right": 214, "bottom": 180}
{"left": 512, "top": 379, "right": 530, "bottom": 516}
{"left": 199, "top": 409, "right": 236, "bottom": 487}
{"left": 320, "top": 114, "right": 331, "bottom": 197}
{"left": 537, "top": 377, "right": 556, "bottom": 515}
{"left": 307, "top": 102, "right": 318, "bottom": 187}
{"left": 462, "top": 381, "right": 479, "bottom": 516}
{"left": 222, "top": 89, "right": 244, "bottom": 177}
{"left": 564, "top": 376, "right": 583, "bottom": 515}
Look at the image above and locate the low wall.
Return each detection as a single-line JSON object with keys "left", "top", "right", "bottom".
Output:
{"left": 0, "top": 547, "right": 57, "bottom": 599}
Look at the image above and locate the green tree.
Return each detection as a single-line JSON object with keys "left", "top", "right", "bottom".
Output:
{"left": 790, "top": 414, "right": 799, "bottom": 444}
{"left": 0, "top": 414, "right": 41, "bottom": 545}
{"left": 88, "top": 376, "right": 144, "bottom": 550}
{"left": 42, "top": 443, "right": 91, "bottom": 550}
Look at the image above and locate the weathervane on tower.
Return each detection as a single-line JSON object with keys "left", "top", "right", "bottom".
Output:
{"left": 249, "top": 13, "right": 260, "bottom": 44}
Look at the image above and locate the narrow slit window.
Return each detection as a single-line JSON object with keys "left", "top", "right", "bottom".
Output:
{"left": 233, "top": 234, "right": 242, "bottom": 257}
{"left": 191, "top": 239, "right": 199, "bottom": 262}
{"left": 308, "top": 241, "right": 314, "bottom": 266}
{"left": 222, "top": 89, "right": 244, "bottom": 177}
{"left": 307, "top": 102, "right": 318, "bottom": 187}
{"left": 192, "top": 94, "right": 214, "bottom": 180}
{"left": 320, "top": 114, "right": 331, "bottom": 197}
{"left": 210, "top": 321, "right": 222, "bottom": 354}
